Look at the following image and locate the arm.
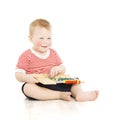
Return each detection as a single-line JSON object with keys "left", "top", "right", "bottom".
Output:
{"left": 15, "top": 72, "right": 38, "bottom": 83}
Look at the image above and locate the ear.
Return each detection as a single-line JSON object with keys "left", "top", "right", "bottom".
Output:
{"left": 28, "top": 35, "right": 32, "bottom": 41}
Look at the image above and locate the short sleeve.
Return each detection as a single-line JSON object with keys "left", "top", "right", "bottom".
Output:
{"left": 16, "top": 50, "right": 30, "bottom": 71}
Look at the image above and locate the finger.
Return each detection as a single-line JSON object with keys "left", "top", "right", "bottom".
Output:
{"left": 50, "top": 71, "right": 54, "bottom": 78}
{"left": 35, "top": 80, "right": 39, "bottom": 83}
{"left": 33, "top": 78, "right": 39, "bottom": 83}
{"left": 50, "top": 70, "right": 57, "bottom": 78}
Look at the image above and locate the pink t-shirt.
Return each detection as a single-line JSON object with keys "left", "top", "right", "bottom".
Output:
{"left": 16, "top": 49, "right": 62, "bottom": 74}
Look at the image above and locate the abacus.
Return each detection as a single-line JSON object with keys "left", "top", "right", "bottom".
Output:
{"left": 32, "top": 74, "right": 82, "bottom": 85}
{"left": 51, "top": 77, "right": 80, "bottom": 84}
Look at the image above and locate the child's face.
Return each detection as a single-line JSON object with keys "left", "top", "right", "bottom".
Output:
{"left": 29, "top": 27, "right": 52, "bottom": 53}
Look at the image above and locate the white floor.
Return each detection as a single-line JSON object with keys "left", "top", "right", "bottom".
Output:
{"left": 1, "top": 69, "right": 120, "bottom": 120}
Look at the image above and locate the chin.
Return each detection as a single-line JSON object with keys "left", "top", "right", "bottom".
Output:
{"left": 39, "top": 49, "right": 49, "bottom": 53}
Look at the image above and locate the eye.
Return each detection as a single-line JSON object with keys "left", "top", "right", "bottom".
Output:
{"left": 40, "top": 37, "right": 44, "bottom": 39}
{"left": 48, "top": 38, "right": 51, "bottom": 39}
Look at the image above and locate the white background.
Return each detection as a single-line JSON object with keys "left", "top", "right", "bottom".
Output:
{"left": 0, "top": 0, "right": 120, "bottom": 120}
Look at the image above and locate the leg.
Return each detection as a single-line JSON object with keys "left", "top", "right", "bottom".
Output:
{"left": 71, "top": 84, "right": 99, "bottom": 102}
{"left": 23, "top": 83, "right": 71, "bottom": 101}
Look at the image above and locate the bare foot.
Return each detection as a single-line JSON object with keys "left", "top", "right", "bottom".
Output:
{"left": 60, "top": 92, "right": 71, "bottom": 101}
{"left": 75, "top": 90, "right": 99, "bottom": 102}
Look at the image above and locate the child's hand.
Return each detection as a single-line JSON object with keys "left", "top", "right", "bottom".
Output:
{"left": 50, "top": 66, "right": 63, "bottom": 78}
{"left": 26, "top": 74, "right": 39, "bottom": 83}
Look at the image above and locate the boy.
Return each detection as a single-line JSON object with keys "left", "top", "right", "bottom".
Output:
{"left": 15, "top": 19, "right": 98, "bottom": 101}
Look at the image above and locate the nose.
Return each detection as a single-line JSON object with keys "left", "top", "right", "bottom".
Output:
{"left": 41, "top": 39, "right": 48, "bottom": 44}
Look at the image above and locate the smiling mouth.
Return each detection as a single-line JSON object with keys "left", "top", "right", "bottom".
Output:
{"left": 41, "top": 46, "right": 48, "bottom": 48}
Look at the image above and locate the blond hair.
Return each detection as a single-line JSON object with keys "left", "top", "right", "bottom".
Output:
{"left": 29, "top": 19, "right": 51, "bottom": 35}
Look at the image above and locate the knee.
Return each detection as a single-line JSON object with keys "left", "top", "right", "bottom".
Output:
{"left": 22, "top": 83, "right": 35, "bottom": 94}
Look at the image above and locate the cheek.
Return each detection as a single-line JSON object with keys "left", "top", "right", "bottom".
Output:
{"left": 35, "top": 41, "right": 42, "bottom": 47}
{"left": 49, "top": 41, "right": 52, "bottom": 46}
{"left": 48, "top": 42, "right": 52, "bottom": 46}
